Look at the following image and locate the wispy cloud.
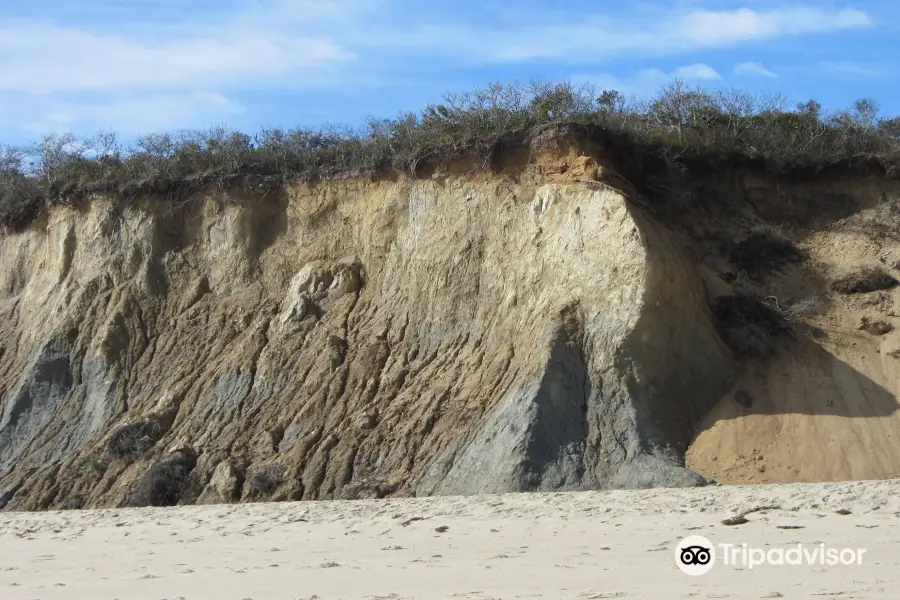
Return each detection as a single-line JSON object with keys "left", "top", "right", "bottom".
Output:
{"left": 573, "top": 63, "right": 722, "bottom": 95}
{"left": 19, "top": 92, "right": 246, "bottom": 134}
{"left": 733, "top": 62, "right": 777, "bottom": 78}
{"left": 0, "top": 23, "right": 353, "bottom": 94}
{"left": 674, "top": 64, "right": 723, "bottom": 80}
{"left": 408, "top": 6, "right": 872, "bottom": 63}
{"left": 0, "top": 0, "right": 357, "bottom": 135}
{"left": 0, "top": 2, "right": 887, "bottom": 138}
{"left": 676, "top": 7, "right": 869, "bottom": 46}
{"left": 0, "top": 4, "right": 872, "bottom": 94}
{"left": 820, "top": 60, "right": 881, "bottom": 77}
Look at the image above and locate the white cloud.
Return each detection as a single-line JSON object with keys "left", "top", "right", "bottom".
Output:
{"left": 400, "top": 6, "right": 872, "bottom": 63}
{"left": 0, "top": 4, "right": 872, "bottom": 95}
{"left": 820, "top": 61, "right": 880, "bottom": 77}
{"left": 17, "top": 92, "right": 246, "bottom": 134}
{"left": 674, "top": 63, "right": 723, "bottom": 80}
{"left": 0, "top": 23, "right": 353, "bottom": 93}
{"left": 677, "top": 7, "right": 870, "bottom": 46}
{"left": 0, "top": 0, "right": 364, "bottom": 137}
{"left": 733, "top": 62, "right": 777, "bottom": 78}
{"left": 0, "top": 2, "right": 879, "bottom": 138}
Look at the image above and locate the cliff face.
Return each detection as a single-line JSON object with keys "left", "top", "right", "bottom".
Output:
{"left": 0, "top": 143, "right": 898, "bottom": 510}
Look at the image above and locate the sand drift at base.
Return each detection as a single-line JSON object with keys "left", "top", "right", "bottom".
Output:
{"left": 1, "top": 480, "right": 899, "bottom": 600}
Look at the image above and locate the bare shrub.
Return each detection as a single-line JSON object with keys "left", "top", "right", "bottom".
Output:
{"left": 246, "top": 463, "right": 283, "bottom": 495}
{"left": 130, "top": 448, "right": 197, "bottom": 507}
{"left": 342, "top": 479, "right": 399, "bottom": 500}
{"left": 831, "top": 266, "right": 898, "bottom": 294}
{"left": 59, "top": 494, "right": 85, "bottom": 510}
{"left": 712, "top": 294, "right": 794, "bottom": 359}
{"left": 760, "top": 294, "right": 826, "bottom": 322}
{"left": 80, "top": 453, "right": 107, "bottom": 476}
{"left": 729, "top": 229, "right": 804, "bottom": 280}
{"left": 0, "top": 144, "right": 43, "bottom": 230}
{"left": 859, "top": 316, "right": 893, "bottom": 336}
{"left": 0, "top": 81, "right": 897, "bottom": 230}
{"left": 879, "top": 116, "right": 900, "bottom": 140}
{"left": 106, "top": 418, "right": 163, "bottom": 460}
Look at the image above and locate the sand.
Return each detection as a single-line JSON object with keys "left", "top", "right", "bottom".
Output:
{"left": 1, "top": 480, "right": 899, "bottom": 599}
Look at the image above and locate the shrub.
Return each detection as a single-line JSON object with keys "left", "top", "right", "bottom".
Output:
{"left": 59, "top": 494, "right": 85, "bottom": 510}
{"left": 106, "top": 418, "right": 163, "bottom": 460}
{"left": 246, "top": 463, "right": 283, "bottom": 495}
{"left": 130, "top": 448, "right": 197, "bottom": 507}
{"left": 859, "top": 316, "right": 893, "bottom": 336}
{"left": 729, "top": 230, "right": 804, "bottom": 280}
{"left": 831, "top": 266, "right": 898, "bottom": 294}
{"left": 0, "top": 81, "right": 897, "bottom": 231}
{"left": 712, "top": 294, "right": 795, "bottom": 359}
{"left": 0, "top": 145, "right": 43, "bottom": 230}
{"left": 761, "top": 295, "right": 825, "bottom": 323}
{"left": 80, "top": 453, "right": 107, "bottom": 476}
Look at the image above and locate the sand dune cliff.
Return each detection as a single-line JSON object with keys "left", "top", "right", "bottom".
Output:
{"left": 1, "top": 137, "right": 899, "bottom": 509}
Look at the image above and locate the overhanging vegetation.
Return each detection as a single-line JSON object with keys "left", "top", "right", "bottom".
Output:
{"left": 1, "top": 80, "right": 898, "bottom": 230}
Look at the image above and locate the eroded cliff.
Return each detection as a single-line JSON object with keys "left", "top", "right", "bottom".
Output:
{"left": 1, "top": 139, "right": 898, "bottom": 509}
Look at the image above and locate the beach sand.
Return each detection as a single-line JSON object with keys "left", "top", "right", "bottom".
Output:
{"left": 1, "top": 480, "right": 898, "bottom": 599}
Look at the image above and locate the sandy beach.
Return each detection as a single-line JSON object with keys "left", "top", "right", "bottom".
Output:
{"left": 1, "top": 480, "right": 898, "bottom": 599}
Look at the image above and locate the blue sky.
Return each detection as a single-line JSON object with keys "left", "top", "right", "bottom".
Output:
{"left": 0, "top": 0, "right": 898, "bottom": 144}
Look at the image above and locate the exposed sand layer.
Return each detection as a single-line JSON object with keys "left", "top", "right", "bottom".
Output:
{"left": 0, "top": 169, "right": 731, "bottom": 509}
{"left": 2, "top": 137, "right": 900, "bottom": 509}
{"left": 2, "top": 480, "right": 898, "bottom": 599}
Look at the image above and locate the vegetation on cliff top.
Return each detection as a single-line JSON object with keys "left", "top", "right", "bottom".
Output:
{"left": 1, "top": 80, "right": 899, "bottom": 230}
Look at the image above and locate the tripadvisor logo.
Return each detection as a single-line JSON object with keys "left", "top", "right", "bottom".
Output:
{"left": 675, "top": 536, "right": 867, "bottom": 575}
{"left": 676, "top": 536, "right": 715, "bottom": 576}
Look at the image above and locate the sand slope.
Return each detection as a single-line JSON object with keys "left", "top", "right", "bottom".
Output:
{"left": 1, "top": 480, "right": 898, "bottom": 599}
{"left": 688, "top": 199, "right": 900, "bottom": 485}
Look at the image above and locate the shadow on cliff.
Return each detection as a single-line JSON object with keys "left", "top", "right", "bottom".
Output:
{"left": 693, "top": 338, "right": 898, "bottom": 436}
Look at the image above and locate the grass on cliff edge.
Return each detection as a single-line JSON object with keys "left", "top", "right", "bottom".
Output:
{"left": 1, "top": 79, "right": 899, "bottom": 231}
